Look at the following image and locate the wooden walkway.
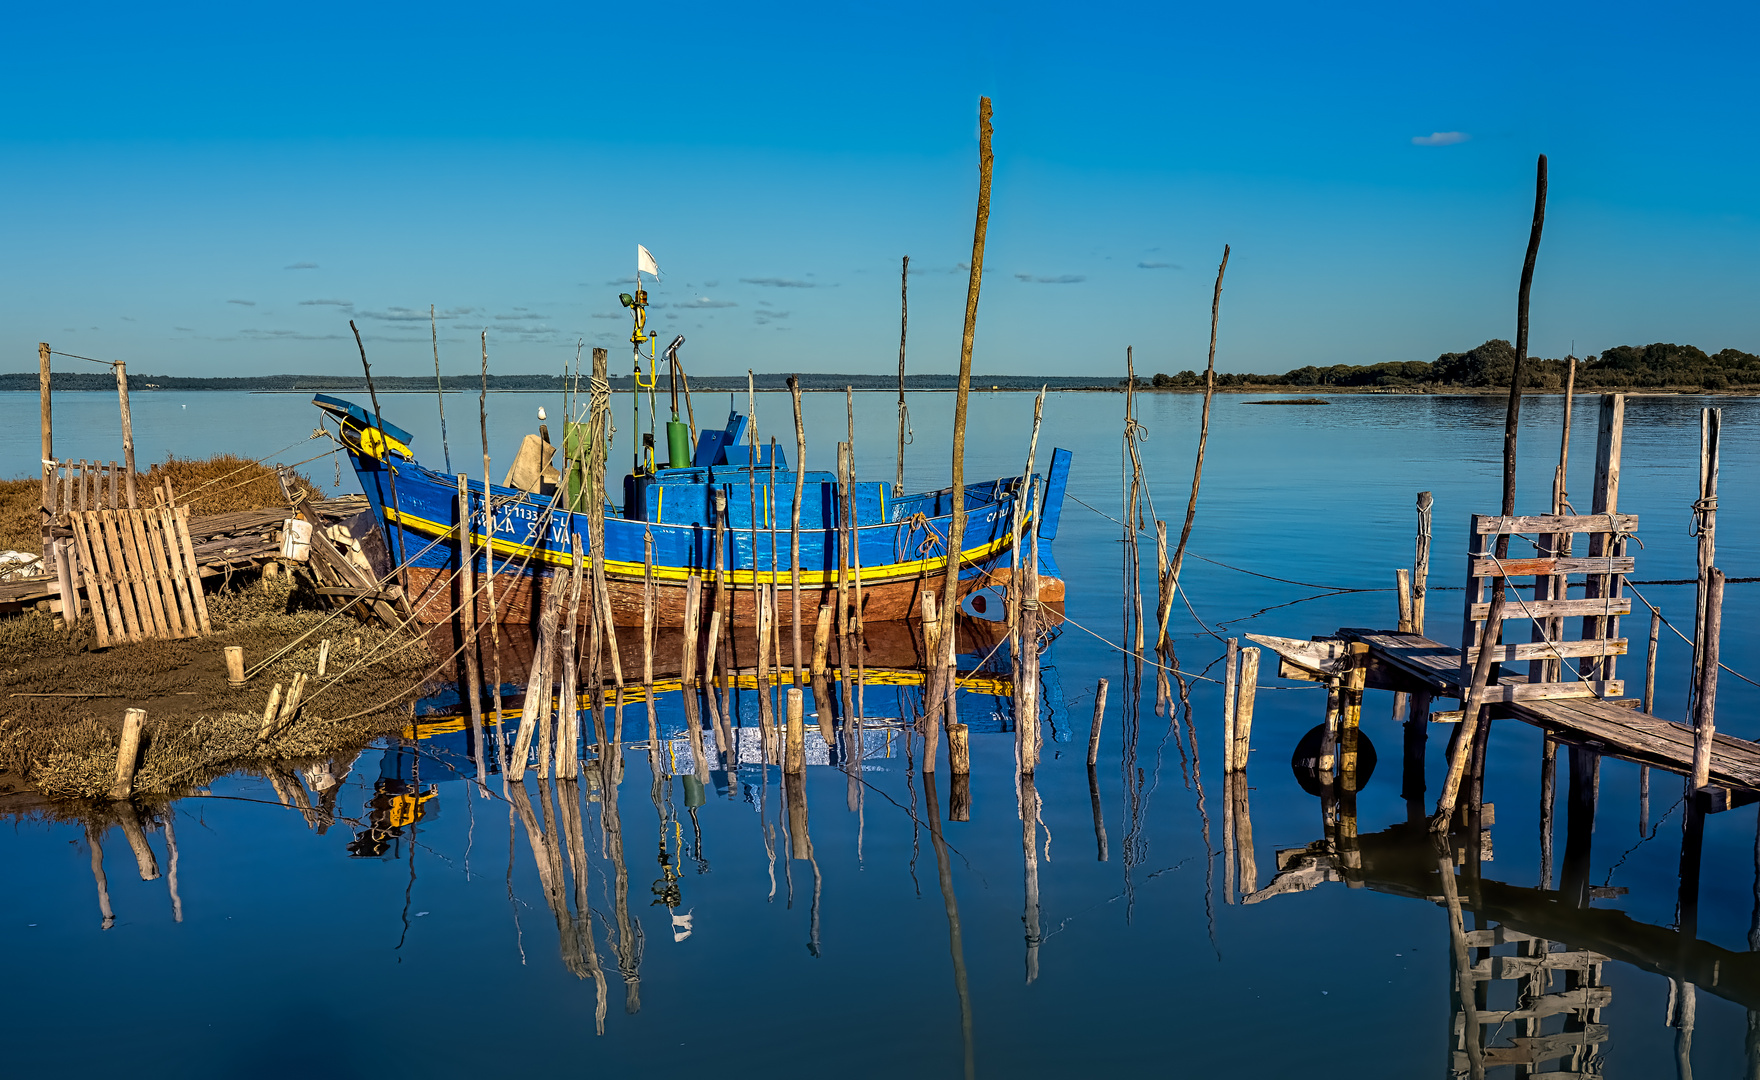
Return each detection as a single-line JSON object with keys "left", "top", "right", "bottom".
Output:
{"left": 1338, "top": 627, "right": 1760, "bottom": 795}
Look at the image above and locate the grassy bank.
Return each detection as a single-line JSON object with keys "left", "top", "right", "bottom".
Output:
{"left": 0, "top": 571, "right": 437, "bottom": 801}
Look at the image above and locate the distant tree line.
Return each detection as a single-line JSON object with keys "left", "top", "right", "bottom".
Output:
{"left": 1142, "top": 341, "right": 1760, "bottom": 391}
{"left": 0, "top": 371, "right": 1114, "bottom": 393}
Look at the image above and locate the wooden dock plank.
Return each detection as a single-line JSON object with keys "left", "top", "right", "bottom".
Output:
{"left": 1476, "top": 513, "right": 1638, "bottom": 535}
{"left": 1343, "top": 626, "right": 1760, "bottom": 794}
{"left": 1470, "top": 597, "right": 1632, "bottom": 621}
{"left": 1466, "top": 639, "right": 1627, "bottom": 663}
{"left": 1469, "top": 555, "right": 1634, "bottom": 577}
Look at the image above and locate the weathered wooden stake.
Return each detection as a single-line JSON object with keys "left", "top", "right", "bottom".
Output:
{"left": 896, "top": 254, "right": 909, "bottom": 497}
{"left": 109, "top": 708, "right": 147, "bottom": 800}
{"left": 948, "top": 722, "right": 970, "bottom": 776}
{"left": 936, "top": 96, "right": 993, "bottom": 721}
{"left": 114, "top": 360, "right": 138, "bottom": 509}
{"left": 1690, "top": 568, "right": 1724, "bottom": 792}
{"left": 39, "top": 344, "right": 53, "bottom": 573}
{"left": 556, "top": 534, "right": 585, "bottom": 780}
{"left": 785, "top": 686, "right": 805, "bottom": 774}
{"left": 1221, "top": 637, "right": 1239, "bottom": 769}
{"left": 224, "top": 645, "right": 245, "bottom": 688}
{"left": 1645, "top": 606, "right": 1662, "bottom": 715}
{"left": 1395, "top": 568, "right": 1413, "bottom": 633}
{"left": 457, "top": 474, "right": 484, "bottom": 784}
{"left": 1338, "top": 643, "right": 1368, "bottom": 791}
{"left": 1087, "top": 677, "right": 1108, "bottom": 767}
{"left": 1432, "top": 595, "right": 1507, "bottom": 831}
{"left": 1233, "top": 647, "right": 1260, "bottom": 773}
{"left": 789, "top": 376, "right": 806, "bottom": 685}
{"left": 482, "top": 332, "right": 508, "bottom": 783}
{"left": 1691, "top": 407, "right": 1720, "bottom": 713}
{"left": 1159, "top": 245, "right": 1230, "bottom": 648}
{"left": 1413, "top": 491, "right": 1433, "bottom": 636}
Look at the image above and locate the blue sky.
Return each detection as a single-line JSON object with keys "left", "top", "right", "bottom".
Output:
{"left": 3, "top": 0, "right": 1755, "bottom": 379}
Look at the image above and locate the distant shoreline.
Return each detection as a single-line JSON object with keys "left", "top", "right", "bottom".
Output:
{"left": 0, "top": 380, "right": 1751, "bottom": 397}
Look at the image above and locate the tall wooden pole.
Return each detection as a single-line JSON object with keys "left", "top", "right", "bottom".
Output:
{"left": 481, "top": 331, "right": 507, "bottom": 785}
{"left": 38, "top": 343, "right": 52, "bottom": 568}
{"left": 1413, "top": 491, "right": 1433, "bottom": 636}
{"left": 1503, "top": 153, "right": 1548, "bottom": 521}
{"left": 1159, "top": 244, "right": 1229, "bottom": 648}
{"left": 896, "top": 254, "right": 909, "bottom": 498}
{"left": 1690, "top": 568, "right": 1724, "bottom": 791}
{"left": 1691, "top": 407, "right": 1721, "bottom": 717}
{"left": 114, "top": 360, "right": 137, "bottom": 509}
{"left": 935, "top": 96, "right": 993, "bottom": 736}
{"left": 789, "top": 377, "right": 806, "bottom": 685}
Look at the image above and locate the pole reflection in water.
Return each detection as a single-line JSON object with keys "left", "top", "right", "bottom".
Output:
{"left": 923, "top": 764, "right": 976, "bottom": 1080}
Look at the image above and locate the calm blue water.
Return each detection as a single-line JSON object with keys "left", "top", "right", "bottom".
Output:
{"left": 3, "top": 388, "right": 1757, "bottom": 1078}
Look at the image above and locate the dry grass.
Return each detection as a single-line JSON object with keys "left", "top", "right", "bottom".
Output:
{"left": 0, "top": 455, "right": 325, "bottom": 556}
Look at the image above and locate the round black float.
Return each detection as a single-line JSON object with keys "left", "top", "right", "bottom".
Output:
{"left": 1290, "top": 723, "right": 1377, "bottom": 796}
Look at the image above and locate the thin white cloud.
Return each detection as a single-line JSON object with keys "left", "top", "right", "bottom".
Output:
{"left": 1015, "top": 273, "right": 1086, "bottom": 284}
{"left": 741, "top": 277, "right": 815, "bottom": 288}
{"left": 1137, "top": 261, "right": 1177, "bottom": 270}
{"left": 285, "top": 261, "right": 319, "bottom": 269}
{"left": 300, "top": 298, "right": 354, "bottom": 307}
{"left": 227, "top": 298, "right": 256, "bottom": 306}
{"left": 1412, "top": 131, "right": 1469, "bottom": 147}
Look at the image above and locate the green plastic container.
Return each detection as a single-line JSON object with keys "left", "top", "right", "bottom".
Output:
{"left": 667, "top": 418, "right": 692, "bottom": 470}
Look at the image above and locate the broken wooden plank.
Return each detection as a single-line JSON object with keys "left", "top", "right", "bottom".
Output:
{"left": 1244, "top": 634, "right": 1348, "bottom": 676}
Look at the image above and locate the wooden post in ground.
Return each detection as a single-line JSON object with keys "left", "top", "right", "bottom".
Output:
{"left": 114, "top": 360, "right": 137, "bottom": 509}
{"left": 458, "top": 475, "right": 486, "bottom": 786}
{"left": 1337, "top": 643, "right": 1368, "bottom": 791}
{"left": 1690, "top": 568, "right": 1724, "bottom": 792}
{"left": 1691, "top": 407, "right": 1721, "bottom": 713}
{"left": 785, "top": 687, "right": 805, "bottom": 774}
{"left": 948, "top": 722, "right": 970, "bottom": 776}
{"left": 480, "top": 332, "right": 508, "bottom": 785}
{"left": 896, "top": 255, "right": 909, "bottom": 497}
{"left": 1413, "top": 491, "right": 1433, "bottom": 636}
{"left": 39, "top": 343, "right": 54, "bottom": 579}
{"left": 1232, "top": 647, "right": 1260, "bottom": 773}
{"left": 642, "top": 529, "right": 659, "bottom": 768}
{"left": 1645, "top": 606, "right": 1662, "bottom": 714}
{"left": 109, "top": 708, "right": 147, "bottom": 800}
{"left": 1159, "top": 245, "right": 1230, "bottom": 648}
{"left": 224, "top": 646, "right": 245, "bottom": 688}
{"left": 682, "top": 575, "right": 708, "bottom": 781}
{"left": 1433, "top": 595, "right": 1507, "bottom": 831}
{"left": 789, "top": 377, "right": 806, "bottom": 685}
{"left": 1087, "top": 677, "right": 1108, "bottom": 767}
{"left": 1221, "top": 638, "right": 1239, "bottom": 770}
{"left": 555, "top": 534, "right": 585, "bottom": 780}
{"left": 935, "top": 96, "right": 993, "bottom": 730}
{"left": 1580, "top": 395, "right": 1625, "bottom": 683}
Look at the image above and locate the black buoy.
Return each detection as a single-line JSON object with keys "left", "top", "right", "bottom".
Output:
{"left": 1291, "top": 722, "right": 1377, "bottom": 797}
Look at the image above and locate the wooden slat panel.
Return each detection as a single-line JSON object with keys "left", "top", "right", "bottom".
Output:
{"left": 69, "top": 513, "right": 112, "bottom": 647}
{"left": 143, "top": 511, "right": 187, "bottom": 637}
{"left": 123, "top": 510, "right": 172, "bottom": 638}
{"left": 157, "top": 506, "right": 200, "bottom": 635}
{"left": 1470, "top": 555, "right": 1634, "bottom": 577}
{"left": 1471, "top": 597, "right": 1631, "bottom": 620}
{"left": 1466, "top": 639, "right": 1628, "bottom": 663}
{"left": 1475, "top": 513, "right": 1638, "bottom": 535}
{"left": 173, "top": 506, "right": 213, "bottom": 633}
{"left": 98, "top": 511, "right": 144, "bottom": 641}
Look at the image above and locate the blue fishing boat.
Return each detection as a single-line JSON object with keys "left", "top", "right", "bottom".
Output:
{"left": 311, "top": 280, "right": 1069, "bottom": 628}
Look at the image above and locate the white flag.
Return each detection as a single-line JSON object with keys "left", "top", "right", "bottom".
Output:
{"left": 637, "top": 244, "right": 661, "bottom": 278}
